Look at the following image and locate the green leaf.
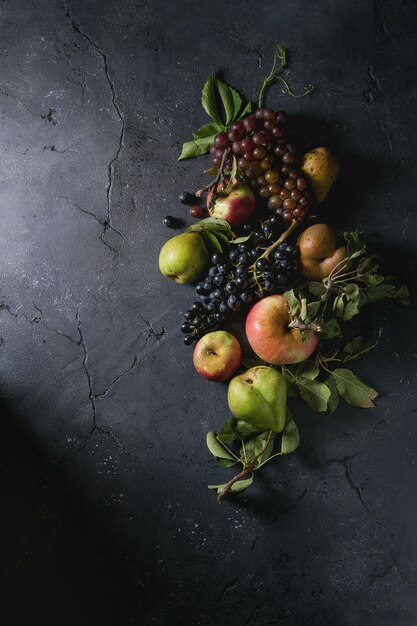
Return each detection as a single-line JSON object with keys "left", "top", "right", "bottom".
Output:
{"left": 206, "top": 431, "right": 236, "bottom": 460}
{"left": 203, "top": 231, "right": 223, "bottom": 253}
{"left": 244, "top": 431, "right": 271, "bottom": 461}
{"left": 300, "top": 298, "right": 308, "bottom": 320}
{"left": 283, "top": 289, "right": 301, "bottom": 317}
{"left": 343, "top": 329, "right": 381, "bottom": 362}
{"left": 360, "top": 273, "right": 385, "bottom": 288}
{"left": 231, "top": 234, "right": 253, "bottom": 245}
{"left": 238, "top": 101, "right": 253, "bottom": 119}
{"left": 295, "top": 361, "right": 319, "bottom": 380}
{"left": 344, "top": 231, "right": 366, "bottom": 259}
{"left": 333, "top": 294, "right": 345, "bottom": 317}
{"left": 320, "top": 318, "right": 342, "bottom": 340}
{"left": 215, "top": 418, "right": 238, "bottom": 443}
{"left": 281, "top": 415, "right": 300, "bottom": 455}
{"left": 201, "top": 73, "right": 222, "bottom": 124}
{"left": 342, "top": 300, "right": 360, "bottom": 321}
{"left": 308, "top": 282, "right": 326, "bottom": 297}
{"left": 331, "top": 368, "right": 378, "bottom": 408}
{"left": 305, "top": 300, "right": 321, "bottom": 322}
{"left": 193, "top": 122, "right": 222, "bottom": 139}
{"left": 178, "top": 136, "right": 215, "bottom": 161}
{"left": 235, "top": 419, "right": 263, "bottom": 437}
{"left": 296, "top": 378, "right": 331, "bottom": 413}
{"left": 217, "top": 457, "right": 238, "bottom": 468}
{"left": 344, "top": 283, "right": 360, "bottom": 301}
{"left": 208, "top": 475, "right": 254, "bottom": 494}
{"left": 394, "top": 284, "right": 410, "bottom": 305}
{"left": 216, "top": 79, "right": 242, "bottom": 125}
{"left": 187, "top": 217, "right": 231, "bottom": 233}
{"left": 326, "top": 376, "right": 340, "bottom": 414}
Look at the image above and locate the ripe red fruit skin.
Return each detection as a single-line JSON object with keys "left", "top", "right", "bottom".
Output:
{"left": 245, "top": 295, "right": 319, "bottom": 365}
{"left": 206, "top": 181, "right": 255, "bottom": 227}
{"left": 193, "top": 331, "right": 241, "bottom": 382}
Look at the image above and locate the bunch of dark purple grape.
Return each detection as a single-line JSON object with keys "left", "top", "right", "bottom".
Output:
{"left": 209, "top": 108, "right": 314, "bottom": 222}
{"left": 180, "top": 230, "right": 300, "bottom": 345}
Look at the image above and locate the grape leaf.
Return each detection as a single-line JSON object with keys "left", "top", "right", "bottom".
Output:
{"left": 206, "top": 432, "right": 236, "bottom": 460}
{"left": 238, "top": 101, "right": 253, "bottom": 119}
{"left": 178, "top": 136, "right": 216, "bottom": 161}
{"left": 331, "top": 368, "right": 378, "bottom": 408}
{"left": 216, "top": 79, "right": 242, "bottom": 125}
{"left": 296, "top": 378, "right": 331, "bottom": 412}
{"left": 193, "top": 122, "right": 222, "bottom": 139}
{"left": 201, "top": 73, "right": 222, "bottom": 124}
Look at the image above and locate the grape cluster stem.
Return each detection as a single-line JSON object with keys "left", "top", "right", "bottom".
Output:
{"left": 195, "top": 148, "right": 230, "bottom": 208}
{"left": 249, "top": 219, "right": 298, "bottom": 271}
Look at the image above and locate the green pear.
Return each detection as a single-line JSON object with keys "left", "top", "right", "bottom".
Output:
{"left": 227, "top": 366, "right": 287, "bottom": 433}
{"left": 159, "top": 232, "right": 209, "bottom": 284}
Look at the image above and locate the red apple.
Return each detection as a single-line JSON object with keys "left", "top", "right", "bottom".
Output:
{"left": 207, "top": 181, "right": 255, "bottom": 226}
{"left": 193, "top": 331, "right": 241, "bottom": 382}
{"left": 245, "top": 295, "right": 318, "bottom": 365}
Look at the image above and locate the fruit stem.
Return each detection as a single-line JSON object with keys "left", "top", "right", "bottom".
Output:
{"left": 217, "top": 430, "right": 273, "bottom": 504}
{"left": 195, "top": 148, "right": 230, "bottom": 207}
{"left": 249, "top": 219, "right": 299, "bottom": 271}
{"left": 288, "top": 317, "right": 322, "bottom": 333}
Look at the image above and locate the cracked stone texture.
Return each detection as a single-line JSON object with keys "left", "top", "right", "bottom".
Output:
{"left": 1, "top": 0, "right": 417, "bottom": 624}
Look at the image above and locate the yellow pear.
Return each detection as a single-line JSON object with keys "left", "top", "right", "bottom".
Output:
{"left": 301, "top": 147, "right": 339, "bottom": 203}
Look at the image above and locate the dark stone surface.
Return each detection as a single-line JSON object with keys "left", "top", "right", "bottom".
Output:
{"left": 1, "top": 1, "right": 417, "bottom": 624}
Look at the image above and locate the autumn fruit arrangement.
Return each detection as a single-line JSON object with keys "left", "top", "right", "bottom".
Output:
{"left": 158, "top": 48, "right": 409, "bottom": 502}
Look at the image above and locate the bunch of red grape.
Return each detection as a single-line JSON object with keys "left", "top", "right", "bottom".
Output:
{"left": 210, "top": 108, "right": 314, "bottom": 222}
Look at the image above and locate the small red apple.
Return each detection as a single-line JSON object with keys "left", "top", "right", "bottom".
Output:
{"left": 245, "top": 295, "right": 318, "bottom": 365}
{"left": 193, "top": 330, "right": 241, "bottom": 382}
{"left": 207, "top": 181, "right": 255, "bottom": 226}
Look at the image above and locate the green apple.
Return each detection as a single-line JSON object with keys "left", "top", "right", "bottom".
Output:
{"left": 158, "top": 232, "right": 209, "bottom": 284}
{"left": 227, "top": 366, "right": 287, "bottom": 433}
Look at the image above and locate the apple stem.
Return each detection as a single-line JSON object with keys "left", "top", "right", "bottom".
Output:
{"left": 195, "top": 148, "right": 230, "bottom": 207}
{"left": 288, "top": 317, "right": 322, "bottom": 333}
{"left": 249, "top": 219, "right": 299, "bottom": 271}
{"left": 217, "top": 430, "right": 273, "bottom": 504}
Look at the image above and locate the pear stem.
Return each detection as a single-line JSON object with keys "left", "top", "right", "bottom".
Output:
{"left": 217, "top": 430, "right": 273, "bottom": 504}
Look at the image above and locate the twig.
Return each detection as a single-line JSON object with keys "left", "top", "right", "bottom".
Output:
{"left": 217, "top": 430, "right": 273, "bottom": 504}
{"left": 195, "top": 148, "right": 230, "bottom": 207}
{"left": 249, "top": 219, "right": 298, "bottom": 271}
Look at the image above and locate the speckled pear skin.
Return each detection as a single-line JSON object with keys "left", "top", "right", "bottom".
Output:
{"left": 228, "top": 366, "right": 287, "bottom": 432}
